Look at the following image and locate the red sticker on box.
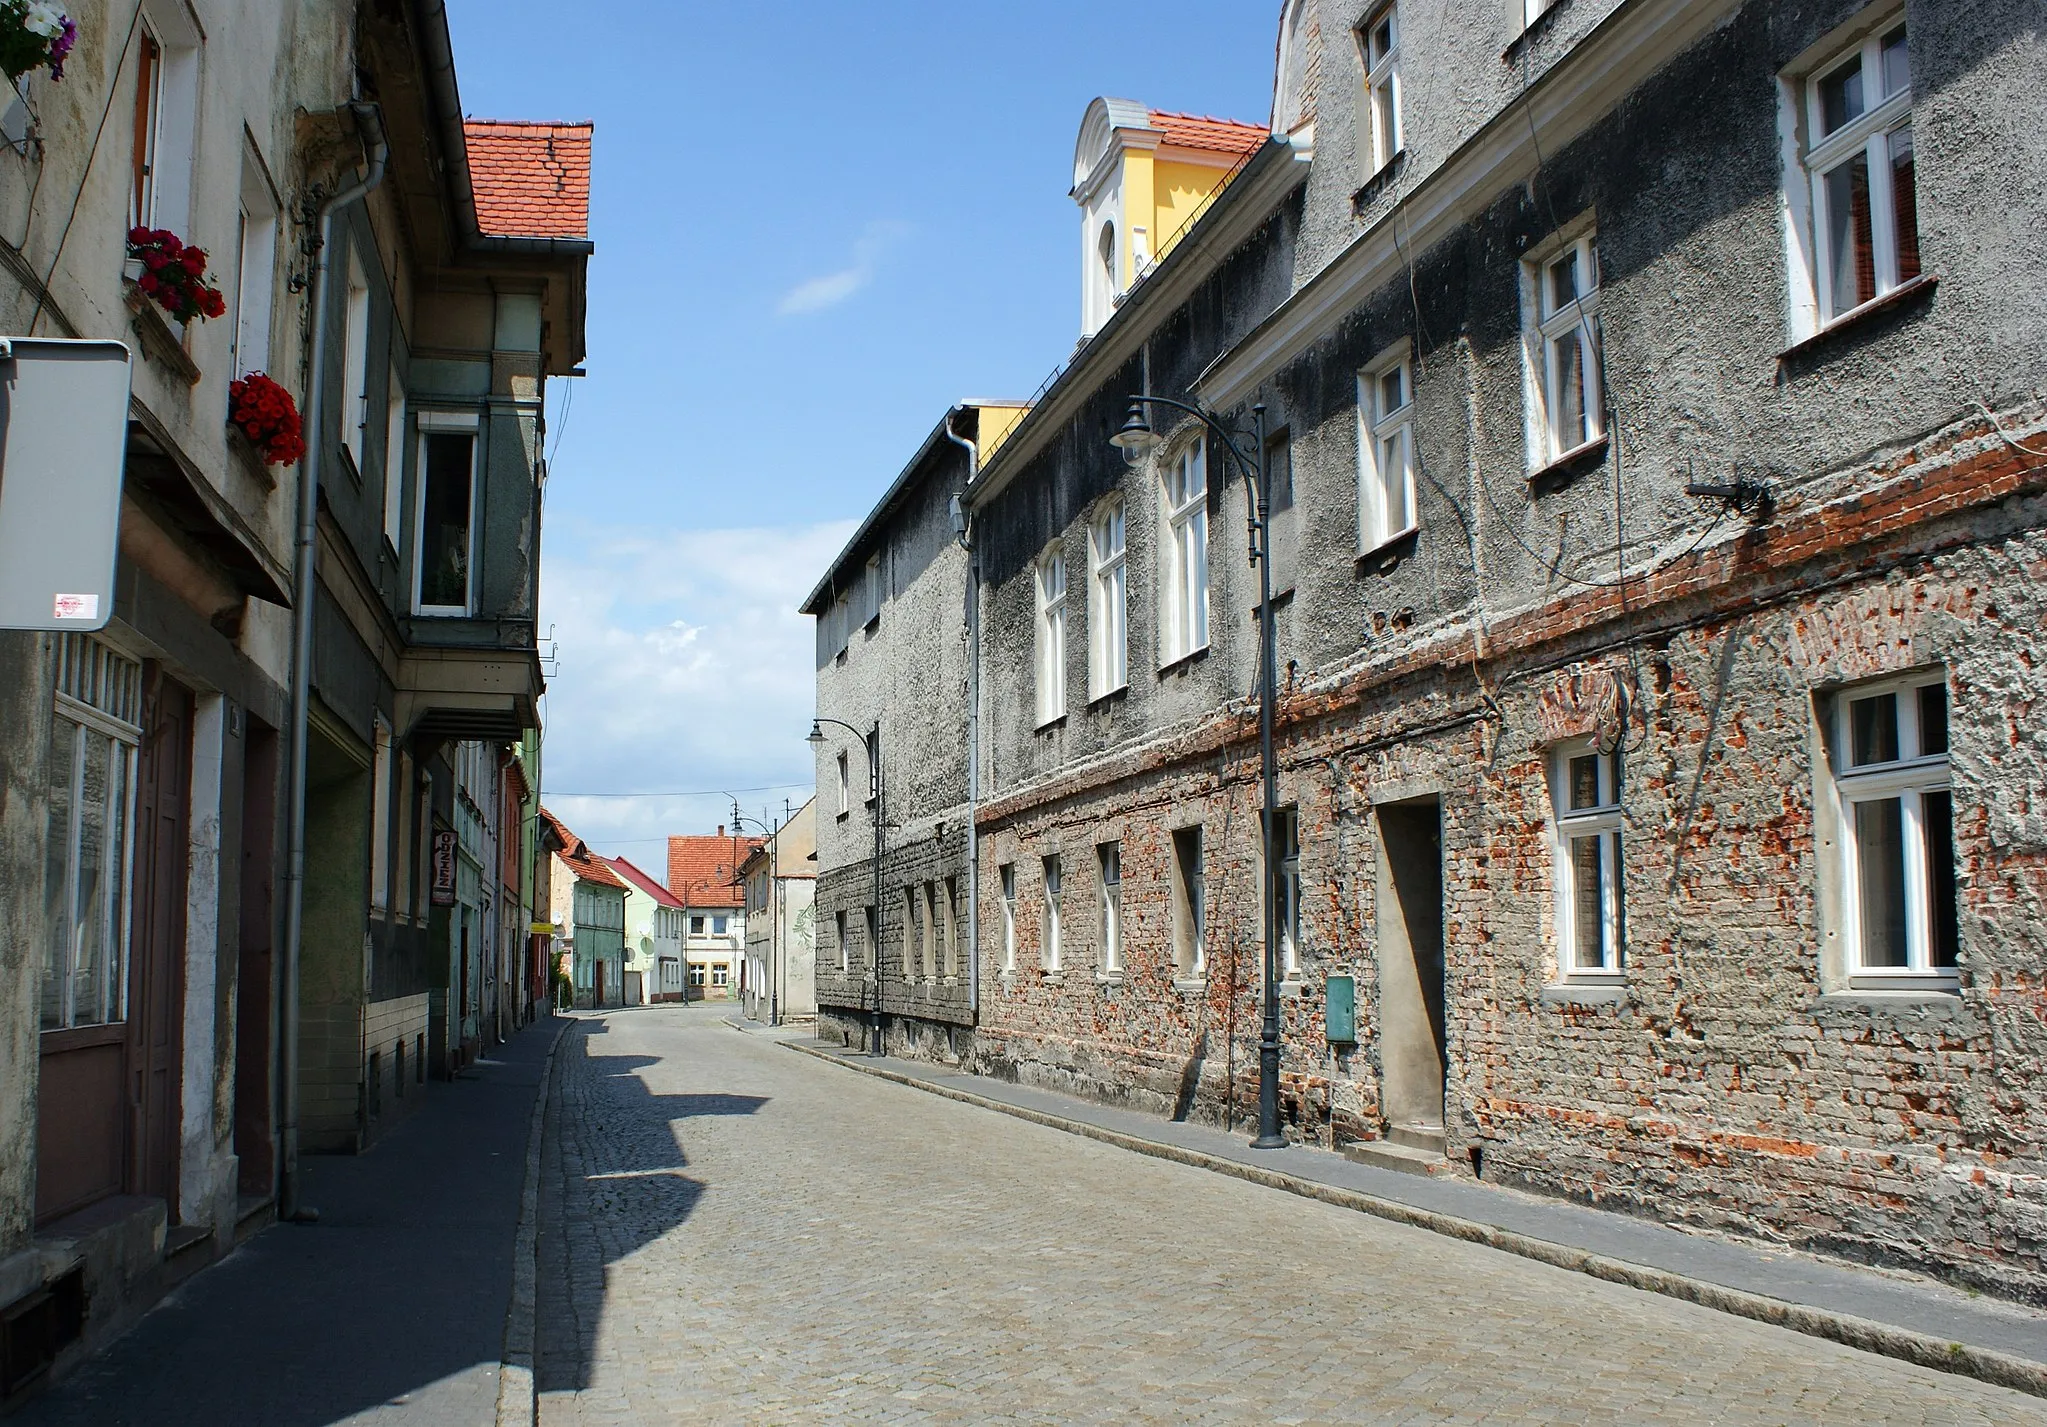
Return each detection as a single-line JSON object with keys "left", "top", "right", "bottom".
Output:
{"left": 53, "top": 594, "right": 98, "bottom": 621}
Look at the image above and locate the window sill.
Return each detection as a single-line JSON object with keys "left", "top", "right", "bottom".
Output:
{"left": 1172, "top": 976, "right": 1207, "bottom": 994}
{"left": 1838, "top": 974, "right": 1961, "bottom": 996}
{"left": 121, "top": 280, "right": 201, "bottom": 386}
{"left": 1249, "top": 587, "right": 1295, "bottom": 624}
{"left": 226, "top": 426, "right": 281, "bottom": 492}
{"left": 1527, "top": 433, "right": 1610, "bottom": 494}
{"left": 1777, "top": 274, "right": 1939, "bottom": 368}
{"left": 1541, "top": 981, "right": 1627, "bottom": 1006}
{"left": 1040, "top": 969, "right": 1065, "bottom": 985}
{"left": 1086, "top": 685, "right": 1128, "bottom": 713}
{"left": 1503, "top": 0, "right": 1571, "bottom": 63}
{"left": 1357, "top": 527, "right": 1419, "bottom": 575}
{"left": 835, "top": 810, "right": 849, "bottom": 823}
{"left": 1034, "top": 713, "right": 1067, "bottom": 735}
{"left": 1094, "top": 970, "right": 1125, "bottom": 986}
{"left": 1353, "top": 150, "right": 1409, "bottom": 212}
{"left": 1157, "top": 646, "right": 1209, "bottom": 680}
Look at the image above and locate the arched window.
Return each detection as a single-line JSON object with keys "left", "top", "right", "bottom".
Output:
{"left": 1099, "top": 221, "right": 1119, "bottom": 298}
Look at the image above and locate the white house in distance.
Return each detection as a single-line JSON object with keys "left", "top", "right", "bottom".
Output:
{"left": 608, "top": 856, "right": 687, "bottom": 1004}
{"left": 740, "top": 799, "right": 818, "bottom": 1023}
{"left": 667, "top": 828, "right": 760, "bottom": 1000}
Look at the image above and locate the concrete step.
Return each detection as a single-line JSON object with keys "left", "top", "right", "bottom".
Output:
{"left": 1343, "top": 1138, "right": 1450, "bottom": 1177}
{"left": 1386, "top": 1124, "right": 1447, "bottom": 1155}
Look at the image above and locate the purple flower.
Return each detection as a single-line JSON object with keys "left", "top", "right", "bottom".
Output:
{"left": 51, "top": 18, "right": 77, "bottom": 82}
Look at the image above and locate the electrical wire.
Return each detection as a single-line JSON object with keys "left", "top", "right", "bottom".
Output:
{"left": 29, "top": 2, "right": 147, "bottom": 336}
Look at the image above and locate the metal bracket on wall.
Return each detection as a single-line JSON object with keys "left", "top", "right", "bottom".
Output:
{"left": 1686, "top": 470, "right": 1773, "bottom": 520}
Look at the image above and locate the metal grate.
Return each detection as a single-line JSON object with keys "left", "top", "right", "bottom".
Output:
{"left": 54, "top": 634, "right": 142, "bottom": 730}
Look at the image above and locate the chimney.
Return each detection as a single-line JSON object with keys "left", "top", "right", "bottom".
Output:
{"left": 717, "top": 824, "right": 724, "bottom": 838}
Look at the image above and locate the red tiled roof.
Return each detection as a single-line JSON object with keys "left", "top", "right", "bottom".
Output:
{"left": 666, "top": 832, "right": 762, "bottom": 910}
{"left": 606, "top": 855, "right": 684, "bottom": 909}
{"left": 1147, "top": 110, "right": 1268, "bottom": 158}
{"left": 540, "top": 806, "right": 623, "bottom": 889}
{"left": 464, "top": 120, "right": 592, "bottom": 240}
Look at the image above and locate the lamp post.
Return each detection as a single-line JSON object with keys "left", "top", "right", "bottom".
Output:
{"left": 1112, "top": 394, "right": 1287, "bottom": 1151}
{"left": 808, "top": 716, "right": 884, "bottom": 1056}
{"left": 730, "top": 810, "right": 781, "bottom": 1025}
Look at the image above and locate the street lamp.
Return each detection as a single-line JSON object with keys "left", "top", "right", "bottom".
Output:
{"left": 808, "top": 716, "right": 885, "bottom": 1056}
{"left": 729, "top": 810, "right": 781, "bottom": 1026}
{"left": 1112, "top": 393, "right": 1287, "bottom": 1151}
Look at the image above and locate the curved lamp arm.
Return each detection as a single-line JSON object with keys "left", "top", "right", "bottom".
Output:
{"left": 1120, "top": 393, "right": 1262, "bottom": 481}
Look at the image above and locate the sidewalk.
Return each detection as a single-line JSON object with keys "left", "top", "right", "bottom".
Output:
{"left": 12, "top": 1017, "right": 565, "bottom": 1427}
{"left": 765, "top": 1027, "right": 2047, "bottom": 1399}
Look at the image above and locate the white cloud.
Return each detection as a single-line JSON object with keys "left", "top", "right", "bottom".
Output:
{"left": 775, "top": 220, "right": 910, "bottom": 317}
{"left": 536, "top": 520, "right": 855, "bottom": 859}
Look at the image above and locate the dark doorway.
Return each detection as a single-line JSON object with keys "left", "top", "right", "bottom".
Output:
{"left": 1373, "top": 798, "right": 1447, "bottom": 1150}
{"left": 593, "top": 959, "right": 605, "bottom": 1008}
{"left": 129, "top": 667, "right": 192, "bottom": 1210}
{"left": 234, "top": 717, "right": 279, "bottom": 1196}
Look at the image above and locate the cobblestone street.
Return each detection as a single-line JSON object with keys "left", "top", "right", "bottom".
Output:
{"left": 535, "top": 1008, "right": 2047, "bottom": 1425}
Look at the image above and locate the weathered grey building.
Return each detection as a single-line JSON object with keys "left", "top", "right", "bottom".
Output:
{"left": 813, "top": 0, "right": 2047, "bottom": 1304}
{"left": 803, "top": 403, "right": 1025, "bottom": 1059}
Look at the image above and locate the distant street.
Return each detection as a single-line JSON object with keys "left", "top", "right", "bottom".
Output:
{"left": 534, "top": 1009, "right": 2047, "bottom": 1425}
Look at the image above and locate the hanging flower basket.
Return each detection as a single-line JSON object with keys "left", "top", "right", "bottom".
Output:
{"left": 127, "top": 227, "right": 227, "bottom": 325}
{"left": 0, "top": 3, "right": 76, "bottom": 83}
{"left": 228, "top": 373, "right": 306, "bottom": 467}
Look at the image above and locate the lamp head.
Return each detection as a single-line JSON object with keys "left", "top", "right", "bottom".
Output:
{"left": 1110, "top": 400, "right": 1159, "bottom": 454}
{"left": 805, "top": 721, "right": 825, "bottom": 748}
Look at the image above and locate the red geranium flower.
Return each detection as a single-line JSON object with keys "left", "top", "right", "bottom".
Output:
{"left": 228, "top": 373, "right": 304, "bottom": 466}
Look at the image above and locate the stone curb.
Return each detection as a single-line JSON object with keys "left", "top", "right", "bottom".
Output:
{"left": 495, "top": 1015, "right": 573, "bottom": 1427}
{"left": 782, "top": 1038, "right": 2047, "bottom": 1402}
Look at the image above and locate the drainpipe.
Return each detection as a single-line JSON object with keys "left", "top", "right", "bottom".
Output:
{"left": 279, "top": 101, "right": 388, "bottom": 1224}
{"left": 941, "top": 412, "right": 980, "bottom": 1023}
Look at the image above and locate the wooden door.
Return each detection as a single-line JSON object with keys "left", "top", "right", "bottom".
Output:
{"left": 234, "top": 720, "right": 278, "bottom": 1194}
{"left": 128, "top": 668, "right": 190, "bottom": 1209}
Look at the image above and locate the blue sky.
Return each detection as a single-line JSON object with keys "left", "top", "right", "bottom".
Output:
{"left": 444, "top": 1, "right": 1278, "bottom": 860}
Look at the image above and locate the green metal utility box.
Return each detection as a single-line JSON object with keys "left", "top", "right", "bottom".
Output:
{"left": 1325, "top": 974, "right": 1357, "bottom": 1045}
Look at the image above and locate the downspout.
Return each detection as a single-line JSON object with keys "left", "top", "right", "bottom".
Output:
{"left": 279, "top": 101, "right": 388, "bottom": 1224}
{"left": 941, "top": 412, "right": 980, "bottom": 1022}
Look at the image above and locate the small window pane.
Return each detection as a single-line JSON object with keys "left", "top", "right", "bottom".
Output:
{"left": 1880, "top": 26, "right": 1909, "bottom": 100}
{"left": 1889, "top": 125, "right": 1920, "bottom": 283}
{"left": 1268, "top": 436, "right": 1294, "bottom": 513}
{"left": 70, "top": 731, "right": 111, "bottom": 1026}
{"left": 1922, "top": 788, "right": 1958, "bottom": 967}
{"left": 1854, "top": 797, "right": 1908, "bottom": 968}
{"left": 1547, "top": 250, "right": 1579, "bottom": 315}
{"left": 1553, "top": 333, "right": 1589, "bottom": 449}
{"left": 1916, "top": 682, "right": 1947, "bottom": 757}
{"left": 1378, "top": 428, "right": 1413, "bottom": 534}
{"left": 1569, "top": 834, "right": 1606, "bottom": 969}
{"left": 419, "top": 432, "right": 474, "bottom": 609}
{"left": 1378, "top": 364, "right": 1406, "bottom": 418}
{"left": 1817, "top": 55, "right": 1865, "bottom": 138}
{"left": 1370, "top": 16, "right": 1393, "bottom": 63}
{"left": 1849, "top": 692, "right": 1899, "bottom": 766}
{"left": 1824, "top": 153, "right": 1877, "bottom": 314}
{"left": 1567, "top": 754, "right": 1603, "bottom": 811}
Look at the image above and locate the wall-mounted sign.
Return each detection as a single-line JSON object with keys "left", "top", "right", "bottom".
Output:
{"left": 0, "top": 338, "right": 134, "bottom": 631}
{"left": 431, "top": 830, "right": 458, "bottom": 907}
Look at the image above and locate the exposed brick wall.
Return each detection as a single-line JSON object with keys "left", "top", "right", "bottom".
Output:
{"left": 969, "top": 426, "right": 2047, "bottom": 1302}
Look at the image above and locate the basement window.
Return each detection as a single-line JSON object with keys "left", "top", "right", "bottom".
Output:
{"left": 1826, "top": 671, "right": 1957, "bottom": 987}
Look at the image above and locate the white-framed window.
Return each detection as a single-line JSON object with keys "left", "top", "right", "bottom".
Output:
{"left": 128, "top": 7, "right": 197, "bottom": 235}
{"left": 835, "top": 750, "right": 850, "bottom": 817}
{"left": 414, "top": 412, "right": 479, "bottom": 615}
{"left": 999, "top": 862, "right": 1017, "bottom": 972}
{"left": 1098, "top": 842, "right": 1122, "bottom": 973}
{"left": 863, "top": 727, "right": 879, "bottom": 805}
{"left": 1035, "top": 545, "right": 1067, "bottom": 725}
{"left": 1551, "top": 741, "right": 1623, "bottom": 977}
{"left": 1172, "top": 826, "right": 1205, "bottom": 979}
{"left": 233, "top": 155, "right": 278, "bottom": 378}
{"left": 1088, "top": 499, "right": 1127, "bottom": 699}
{"left": 1524, "top": 229, "right": 1604, "bottom": 467}
{"left": 861, "top": 553, "right": 883, "bottom": 630}
{"left": 382, "top": 365, "right": 406, "bottom": 549}
{"left": 41, "top": 636, "right": 142, "bottom": 1031}
{"left": 1041, "top": 854, "right": 1062, "bottom": 971}
{"left": 1275, "top": 806, "right": 1301, "bottom": 977}
{"left": 903, "top": 887, "right": 922, "bottom": 983}
{"left": 1358, "top": 346, "right": 1417, "bottom": 551}
{"left": 712, "top": 914, "right": 728, "bottom": 935}
{"left": 864, "top": 905, "right": 877, "bottom": 970}
{"left": 711, "top": 964, "right": 728, "bottom": 988}
{"left": 1160, "top": 440, "right": 1209, "bottom": 665}
{"left": 690, "top": 915, "right": 705, "bottom": 935}
{"left": 1794, "top": 20, "right": 1920, "bottom": 327}
{"left": 342, "top": 244, "right": 371, "bottom": 472}
{"left": 835, "top": 909, "right": 848, "bottom": 972}
{"left": 1828, "top": 671, "right": 1957, "bottom": 984}
{"left": 1360, "top": 3, "right": 1402, "bottom": 175}
{"left": 942, "top": 876, "right": 959, "bottom": 978}
{"left": 1522, "top": 0, "right": 1560, "bottom": 28}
